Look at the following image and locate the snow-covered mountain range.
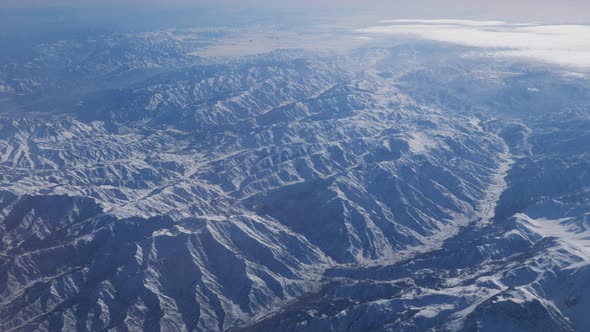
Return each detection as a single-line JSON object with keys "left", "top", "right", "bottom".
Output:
{"left": 0, "top": 17, "right": 589, "bottom": 331}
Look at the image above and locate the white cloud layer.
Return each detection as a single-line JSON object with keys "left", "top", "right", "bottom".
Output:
{"left": 358, "top": 20, "right": 590, "bottom": 69}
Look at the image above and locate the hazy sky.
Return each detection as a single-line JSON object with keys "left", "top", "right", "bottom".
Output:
{"left": 1, "top": 1, "right": 589, "bottom": 71}
{"left": 3, "top": 0, "right": 590, "bottom": 23}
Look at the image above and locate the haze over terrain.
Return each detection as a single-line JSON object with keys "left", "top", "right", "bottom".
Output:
{"left": 0, "top": 2, "right": 589, "bottom": 332}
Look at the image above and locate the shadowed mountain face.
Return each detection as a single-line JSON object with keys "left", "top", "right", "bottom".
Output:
{"left": 1, "top": 12, "right": 590, "bottom": 331}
